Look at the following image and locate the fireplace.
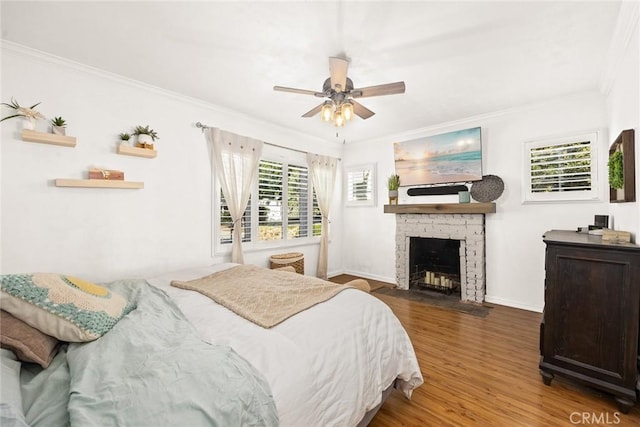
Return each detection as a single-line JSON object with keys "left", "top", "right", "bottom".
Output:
{"left": 394, "top": 212, "right": 486, "bottom": 303}
{"left": 409, "top": 237, "right": 461, "bottom": 295}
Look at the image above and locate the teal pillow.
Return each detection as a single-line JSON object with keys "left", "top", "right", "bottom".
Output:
{"left": 0, "top": 273, "right": 128, "bottom": 342}
{"left": 0, "top": 349, "right": 29, "bottom": 427}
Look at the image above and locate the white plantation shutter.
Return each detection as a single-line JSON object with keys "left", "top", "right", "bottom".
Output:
{"left": 345, "top": 164, "right": 376, "bottom": 207}
{"left": 219, "top": 190, "right": 251, "bottom": 244}
{"left": 287, "top": 164, "right": 310, "bottom": 238}
{"left": 523, "top": 131, "right": 600, "bottom": 202}
{"left": 258, "top": 160, "right": 283, "bottom": 241}
{"left": 216, "top": 157, "right": 320, "bottom": 249}
{"left": 312, "top": 192, "right": 322, "bottom": 237}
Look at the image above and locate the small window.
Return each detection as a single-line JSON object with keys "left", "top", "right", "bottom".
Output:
{"left": 345, "top": 163, "right": 376, "bottom": 207}
{"left": 522, "top": 131, "right": 601, "bottom": 203}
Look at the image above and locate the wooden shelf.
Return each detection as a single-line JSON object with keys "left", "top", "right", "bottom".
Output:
{"left": 22, "top": 130, "right": 76, "bottom": 147}
{"left": 384, "top": 203, "right": 496, "bottom": 214}
{"left": 116, "top": 143, "right": 157, "bottom": 158}
{"left": 55, "top": 179, "right": 144, "bottom": 189}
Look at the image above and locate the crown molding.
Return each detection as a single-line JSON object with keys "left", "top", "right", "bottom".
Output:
{"left": 599, "top": 1, "right": 639, "bottom": 96}
{"left": 345, "top": 90, "right": 604, "bottom": 148}
{"left": 0, "top": 40, "right": 335, "bottom": 148}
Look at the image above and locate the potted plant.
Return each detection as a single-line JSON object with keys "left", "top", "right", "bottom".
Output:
{"left": 133, "top": 125, "right": 159, "bottom": 149}
{"left": 0, "top": 97, "right": 45, "bottom": 130}
{"left": 387, "top": 174, "right": 400, "bottom": 205}
{"left": 50, "top": 116, "right": 67, "bottom": 135}
{"left": 119, "top": 132, "right": 131, "bottom": 145}
{"left": 608, "top": 150, "right": 624, "bottom": 190}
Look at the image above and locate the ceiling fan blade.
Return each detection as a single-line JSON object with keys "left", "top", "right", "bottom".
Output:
{"left": 274, "top": 86, "right": 324, "bottom": 97}
{"left": 352, "top": 100, "right": 375, "bottom": 119}
{"left": 351, "top": 81, "right": 405, "bottom": 98}
{"left": 329, "top": 57, "right": 349, "bottom": 92}
{"left": 302, "top": 103, "right": 323, "bottom": 118}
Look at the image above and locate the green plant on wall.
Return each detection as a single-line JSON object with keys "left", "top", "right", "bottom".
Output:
{"left": 608, "top": 150, "right": 624, "bottom": 189}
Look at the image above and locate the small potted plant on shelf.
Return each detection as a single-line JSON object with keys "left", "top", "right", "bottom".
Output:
{"left": 387, "top": 174, "right": 400, "bottom": 205}
{"left": 133, "top": 125, "right": 159, "bottom": 149}
{"left": 0, "top": 97, "right": 45, "bottom": 130}
{"left": 50, "top": 116, "right": 67, "bottom": 135}
{"left": 119, "top": 132, "right": 131, "bottom": 145}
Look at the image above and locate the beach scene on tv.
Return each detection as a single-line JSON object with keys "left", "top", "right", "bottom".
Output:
{"left": 393, "top": 127, "right": 483, "bottom": 187}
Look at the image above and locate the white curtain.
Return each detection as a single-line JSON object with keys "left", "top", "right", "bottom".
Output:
{"left": 205, "top": 128, "right": 263, "bottom": 264}
{"left": 307, "top": 153, "right": 338, "bottom": 279}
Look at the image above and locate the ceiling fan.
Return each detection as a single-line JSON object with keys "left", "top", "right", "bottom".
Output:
{"left": 273, "top": 57, "right": 405, "bottom": 127}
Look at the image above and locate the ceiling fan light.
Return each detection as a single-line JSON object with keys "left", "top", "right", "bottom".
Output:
{"left": 321, "top": 102, "right": 333, "bottom": 122}
{"left": 334, "top": 109, "right": 345, "bottom": 127}
{"left": 343, "top": 101, "right": 354, "bottom": 121}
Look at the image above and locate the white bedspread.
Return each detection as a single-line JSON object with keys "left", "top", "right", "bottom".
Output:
{"left": 147, "top": 264, "right": 423, "bottom": 427}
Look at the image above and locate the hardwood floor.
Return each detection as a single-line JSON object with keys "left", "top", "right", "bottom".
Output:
{"left": 331, "top": 276, "right": 640, "bottom": 426}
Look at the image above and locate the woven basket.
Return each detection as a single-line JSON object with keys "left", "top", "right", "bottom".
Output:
{"left": 269, "top": 252, "right": 304, "bottom": 274}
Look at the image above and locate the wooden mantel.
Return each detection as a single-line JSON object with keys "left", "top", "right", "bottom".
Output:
{"left": 384, "top": 203, "right": 496, "bottom": 214}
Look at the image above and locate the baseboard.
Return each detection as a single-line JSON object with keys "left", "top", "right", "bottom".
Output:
{"left": 484, "top": 295, "right": 543, "bottom": 313}
{"left": 329, "top": 270, "right": 396, "bottom": 286}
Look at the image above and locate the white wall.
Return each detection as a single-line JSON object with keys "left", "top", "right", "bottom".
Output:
{"left": 0, "top": 43, "right": 343, "bottom": 281}
{"left": 342, "top": 92, "right": 609, "bottom": 312}
{"left": 605, "top": 7, "right": 639, "bottom": 239}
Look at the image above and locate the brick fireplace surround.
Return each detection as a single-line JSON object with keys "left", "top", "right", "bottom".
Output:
{"left": 385, "top": 203, "right": 496, "bottom": 303}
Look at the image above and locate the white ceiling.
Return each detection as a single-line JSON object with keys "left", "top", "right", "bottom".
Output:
{"left": 1, "top": 1, "right": 622, "bottom": 144}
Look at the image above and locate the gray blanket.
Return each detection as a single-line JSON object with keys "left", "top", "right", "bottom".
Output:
{"left": 20, "top": 280, "right": 278, "bottom": 427}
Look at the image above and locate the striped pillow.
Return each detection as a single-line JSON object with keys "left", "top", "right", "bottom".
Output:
{"left": 0, "top": 273, "right": 128, "bottom": 342}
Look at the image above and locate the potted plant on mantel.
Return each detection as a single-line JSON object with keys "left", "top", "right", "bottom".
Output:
{"left": 50, "top": 116, "right": 67, "bottom": 135}
{"left": 0, "top": 97, "right": 45, "bottom": 130}
{"left": 387, "top": 174, "right": 400, "bottom": 205}
{"left": 133, "top": 125, "right": 159, "bottom": 149}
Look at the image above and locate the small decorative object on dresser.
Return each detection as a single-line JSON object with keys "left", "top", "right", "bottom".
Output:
{"left": 387, "top": 174, "right": 400, "bottom": 205}
{"left": 50, "top": 116, "right": 66, "bottom": 135}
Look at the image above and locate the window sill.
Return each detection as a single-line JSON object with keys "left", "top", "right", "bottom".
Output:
{"left": 214, "top": 236, "right": 321, "bottom": 256}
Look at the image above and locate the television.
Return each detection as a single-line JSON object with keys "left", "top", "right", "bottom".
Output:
{"left": 393, "top": 127, "right": 483, "bottom": 187}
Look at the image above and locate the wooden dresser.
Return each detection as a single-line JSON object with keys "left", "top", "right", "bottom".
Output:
{"left": 540, "top": 230, "right": 640, "bottom": 413}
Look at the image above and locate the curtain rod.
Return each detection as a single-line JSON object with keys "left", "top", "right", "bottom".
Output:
{"left": 195, "top": 122, "right": 341, "bottom": 160}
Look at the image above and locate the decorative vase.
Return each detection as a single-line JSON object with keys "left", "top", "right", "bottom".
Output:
{"left": 458, "top": 191, "right": 471, "bottom": 203}
{"left": 388, "top": 189, "right": 399, "bottom": 205}
{"left": 21, "top": 117, "right": 36, "bottom": 131}
{"left": 137, "top": 134, "right": 152, "bottom": 145}
{"left": 52, "top": 126, "right": 66, "bottom": 136}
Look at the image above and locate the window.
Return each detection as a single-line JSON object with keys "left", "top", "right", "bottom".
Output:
{"left": 215, "top": 155, "right": 320, "bottom": 252}
{"left": 522, "top": 131, "right": 601, "bottom": 203}
{"left": 345, "top": 163, "right": 376, "bottom": 207}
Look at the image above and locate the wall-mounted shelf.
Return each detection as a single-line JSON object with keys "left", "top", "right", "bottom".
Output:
{"left": 384, "top": 203, "right": 496, "bottom": 214}
{"left": 116, "top": 143, "right": 157, "bottom": 158}
{"left": 609, "top": 129, "right": 635, "bottom": 203}
{"left": 22, "top": 130, "right": 76, "bottom": 147}
{"left": 55, "top": 179, "right": 144, "bottom": 189}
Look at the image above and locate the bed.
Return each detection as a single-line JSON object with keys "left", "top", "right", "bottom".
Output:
{"left": 0, "top": 263, "right": 423, "bottom": 426}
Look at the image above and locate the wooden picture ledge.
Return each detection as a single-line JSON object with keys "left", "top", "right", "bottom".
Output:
{"left": 384, "top": 203, "right": 496, "bottom": 214}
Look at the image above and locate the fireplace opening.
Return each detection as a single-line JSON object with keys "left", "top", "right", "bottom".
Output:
{"left": 409, "top": 237, "right": 461, "bottom": 295}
